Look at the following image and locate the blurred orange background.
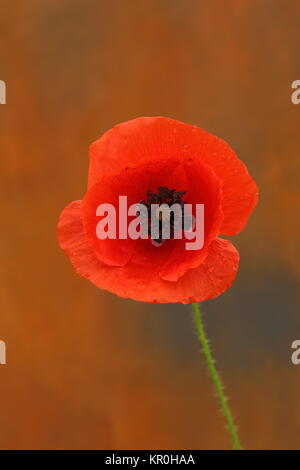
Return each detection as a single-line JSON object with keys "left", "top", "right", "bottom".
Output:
{"left": 1, "top": 0, "right": 300, "bottom": 450}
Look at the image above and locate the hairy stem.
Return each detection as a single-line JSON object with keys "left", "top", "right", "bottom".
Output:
{"left": 191, "top": 302, "right": 243, "bottom": 450}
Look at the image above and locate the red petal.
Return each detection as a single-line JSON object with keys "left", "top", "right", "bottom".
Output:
{"left": 89, "top": 117, "right": 258, "bottom": 235}
{"left": 58, "top": 201, "right": 239, "bottom": 304}
{"left": 159, "top": 159, "right": 223, "bottom": 281}
{"left": 83, "top": 155, "right": 187, "bottom": 268}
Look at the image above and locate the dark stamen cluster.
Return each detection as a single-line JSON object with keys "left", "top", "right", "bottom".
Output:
{"left": 140, "top": 186, "right": 187, "bottom": 245}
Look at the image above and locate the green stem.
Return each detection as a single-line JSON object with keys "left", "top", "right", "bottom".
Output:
{"left": 191, "top": 302, "right": 243, "bottom": 450}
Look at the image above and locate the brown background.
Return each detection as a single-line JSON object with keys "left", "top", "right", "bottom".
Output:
{"left": 0, "top": 0, "right": 300, "bottom": 449}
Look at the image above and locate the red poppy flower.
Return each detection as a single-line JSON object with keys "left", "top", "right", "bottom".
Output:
{"left": 58, "top": 117, "right": 258, "bottom": 303}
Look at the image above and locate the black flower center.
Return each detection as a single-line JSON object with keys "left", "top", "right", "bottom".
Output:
{"left": 140, "top": 186, "right": 187, "bottom": 246}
